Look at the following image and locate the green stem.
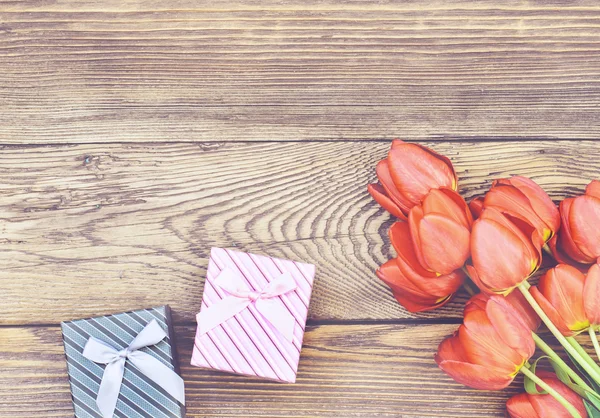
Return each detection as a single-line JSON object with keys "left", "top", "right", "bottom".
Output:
{"left": 590, "top": 328, "right": 600, "bottom": 363}
{"left": 533, "top": 332, "right": 594, "bottom": 393}
{"left": 567, "top": 336, "right": 600, "bottom": 376}
{"left": 520, "top": 366, "right": 582, "bottom": 418}
{"left": 517, "top": 283, "right": 600, "bottom": 386}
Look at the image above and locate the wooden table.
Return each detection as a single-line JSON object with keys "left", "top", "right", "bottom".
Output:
{"left": 1, "top": 1, "right": 600, "bottom": 416}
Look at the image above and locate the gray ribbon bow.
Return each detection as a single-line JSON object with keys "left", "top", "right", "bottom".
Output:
{"left": 82, "top": 319, "right": 185, "bottom": 418}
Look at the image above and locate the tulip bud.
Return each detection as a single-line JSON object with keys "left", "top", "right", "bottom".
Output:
{"left": 506, "top": 371, "right": 588, "bottom": 418}
{"left": 550, "top": 180, "right": 600, "bottom": 265}
{"left": 378, "top": 221, "right": 465, "bottom": 312}
{"left": 435, "top": 294, "right": 535, "bottom": 390}
{"left": 408, "top": 188, "right": 472, "bottom": 275}
{"left": 531, "top": 262, "right": 600, "bottom": 336}
{"left": 368, "top": 140, "right": 458, "bottom": 219}
{"left": 480, "top": 176, "right": 559, "bottom": 242}
{"left": 467, "top": 208, "right": 542, "bottom": 295}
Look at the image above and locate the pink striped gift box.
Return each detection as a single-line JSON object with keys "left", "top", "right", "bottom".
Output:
{"left": 191, "top": 247, "right": 316, "bottom": 383}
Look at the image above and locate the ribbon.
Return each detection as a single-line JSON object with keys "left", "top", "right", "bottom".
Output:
{"left": 82, "top": 319, "right": 185, "bottom": 418}
{"left": 197, "top": 267, "right": 298, "bottom": 342}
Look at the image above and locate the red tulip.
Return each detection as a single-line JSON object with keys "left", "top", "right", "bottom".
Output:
{"left": 377, "top": 221, "right": 465, "bottom": 312}
{"left": 467, "top": 207, "right": 543, "bottom": 295}
{"left": 530, "top": 262, "right": 600, "bottom": 335}
{"left": 408, "top": 188, "right": 472, "bottom": 275}
{"left": 435, "top": 294, "right": 535, "bottom": 390}
{"left": 481, "top": 176, "right": 560, "bottom": 242}
{"left": 368, "top": 140, "right": 458, "bottom": 219}
{"left": 550, "top": 180, "right": 600, "bottom": 265}
{"left": 506, "top": 371, "right": 588, "bottom": 418}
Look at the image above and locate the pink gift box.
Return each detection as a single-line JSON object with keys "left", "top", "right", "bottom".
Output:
{"left": 191, "top": 247, "right": 316, "bottom": 383}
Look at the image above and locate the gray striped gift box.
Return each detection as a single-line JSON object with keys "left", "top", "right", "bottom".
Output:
{"left": 61, "top": 306, "right": 185, "bottom": 418}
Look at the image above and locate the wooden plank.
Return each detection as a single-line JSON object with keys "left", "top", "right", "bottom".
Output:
{"left": 2, "top": 0, "right": 600, "bottom": 142}
{"left": 1, "top": 140, "right": 599, "bottom": 324}
{"left": 0, "top": 323, "right": 540, "bottom": 417}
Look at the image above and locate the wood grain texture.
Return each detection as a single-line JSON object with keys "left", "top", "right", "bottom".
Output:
{"left": 1, "top": 140, "right": 599, "bottom": 325}
{"left": 1, "top": 323, "right": 559, "bottom": 417}
{"left": 2, "top": 0, "right": 600, "bottom": 142}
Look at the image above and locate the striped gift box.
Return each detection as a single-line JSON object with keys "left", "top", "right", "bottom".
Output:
{"left": 191, "top": 247, "right": 316, "bottom": 383}
{"left": 61, "top": 306, "right": 185, "bottom": 418}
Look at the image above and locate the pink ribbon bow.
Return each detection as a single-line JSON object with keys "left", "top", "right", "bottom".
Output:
{"left": 197, "top": 267, "right": 298, "bottom": 342}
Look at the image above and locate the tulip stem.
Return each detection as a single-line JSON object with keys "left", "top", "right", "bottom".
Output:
{"left": 567, "top": 336, "right": 600, "bottom": 376}
{"left": 532, "top": 332, "right": 595, "bottom": 393}
{"left": 590, "top": 328, "right": 600, "bottom": 363}
{"left": 520, "top": 366, "right": 582, "bottom": 418}
{"left": 517, "top": 283, "right": 600, "bottom": 386}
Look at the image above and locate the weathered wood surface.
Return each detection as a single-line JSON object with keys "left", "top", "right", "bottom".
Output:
{"left": 2, "top": 0, "right": 600, "bottom": 142}
{"left": 1, "top": 141, "right": 599, "bottom": 325}
{"left": 3, "top": 0, "right": 600, "bottom": 416}
{"left": 0, "top": 323, "right": 558, "bottom": 417}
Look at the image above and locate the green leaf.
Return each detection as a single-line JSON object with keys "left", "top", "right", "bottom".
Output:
{"left": 585, "top": 400, "right": 600, "bottom": 418}
{"left": 586, "top": 390, "right": 600, "bottom": 412}
{"left": 524, "top": 357, "right": 549, "bottom": 395}
{"left": 566, "top": 350, "right": 600, "bottom": 393}
{"left": 549, "top": 357, "right": 574, "bottom": 385}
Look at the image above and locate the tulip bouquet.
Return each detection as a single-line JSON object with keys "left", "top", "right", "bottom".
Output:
{"left": 368, "top": 140, "right": 600, "bottom": 418}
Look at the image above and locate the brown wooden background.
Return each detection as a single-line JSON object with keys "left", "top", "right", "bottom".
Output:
{"left": 2, "top": 1, "right": 600, "bottom": 416}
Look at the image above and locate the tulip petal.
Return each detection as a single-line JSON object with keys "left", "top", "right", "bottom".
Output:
{"left": 390, "top": 288, "right": 451, "bottom": 312}
{"left": 435, "top": 359, "right": 514, "bottom": 390}
{"left": 376, "top": 259, "right": 429, "bottom": 298}
{"left": 408, "top": 205, "right": 431, "bottom": 270}
{"left": 367, "top": 183, "right": 407, "bottom": 219}
{"left": 460, "top": 309, "right": 526, "bottom": 374}
{"left": 388, "top": 221, "right": 465, "bottom": 300}
{"left": 376, "top": 259, "right": 455, "bottom": 313}
{"left": 504, "top": 176, "right": 560, "bottom": 236}
{"left": 584, "top": 262, "right": 600, "bottom": 325}
{"left": 435, "top": 334, "right": 515, "bottom": 390}
{"left": 548, "top": 234, "right": 591, "bottom": 271}
{"left": 389, "top": 221, "right": 431, "bottom": 277}
{"left": 388, "top": 143, "right": 456, "bottom": 205}
{"left": 417, "top": 213, "right": 470, "bottom": 275}
{"left": 484, "top": 184, "right": 549, "bottom": 240}
{"left": 375, "top": 159, "right": 413, "bottom": 214}
{"left": 486, "top": 295, "right": 536, "bottom": 358}
{"left": 586, "top": 180, "right": 600, "bottom": 200}
{"left": 506, "top": 394, "right": 539, "bottom": 418}
{"left": 530, "top": 286, "right": 575, "bottom": 336}
{"left": 470, "top": 209, "right": 538, "bottom": 293}
{"left": 559, "top": 198, "right": 596, "bottom": 264}
{"left": 538, "top": 265, "right": 589, "bottom": 333}
{"left": 505, "top": 290, "right": 542, "bottom": 332}
{"left": 570, "top": 194, "right": 600, "bottom": 260}
{"left": 435, "top": 333, "right": 468, "bottom": 362}
{"left": 421, "top": 188, "right": 473, "bottom": 229}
